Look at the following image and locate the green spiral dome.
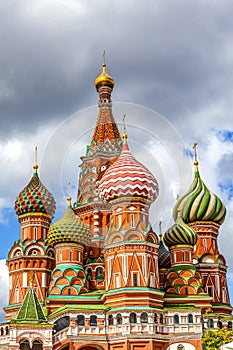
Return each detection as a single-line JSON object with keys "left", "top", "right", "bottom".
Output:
{"left": 164, "top": 216, "right": 197, "bottom": 248}
{"left": 48, "top": 205, "right": 91, "bottom": 247}
{"left": 173, "top": 170, "right": 226, "bottom": 225}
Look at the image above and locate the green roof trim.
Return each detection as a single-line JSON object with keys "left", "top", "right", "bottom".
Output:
{"left": 48, "top": 303, "right": 108, "bottom": 318}
{"left": 105, "top": 287, "right": 163, "bottom": 295}
{"left": 16, "top": 287, "right": 47, "bottom": 324}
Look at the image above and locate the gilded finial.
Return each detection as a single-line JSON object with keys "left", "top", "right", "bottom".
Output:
{"left": 159, "top": 221, "right": 163, "bottom": 241}
{"left": 33, "top": 146, "right": 38, "bottom": 173}
{"left": 95, "top": 51, "right": 114, "bottom": 89}
{"left": 193, "top": 142, "right": 199, "bottom": 172}
{"left": 67, "top": 182, "right": 72, "bottom": 207}
{"left": 122, "top": 114, "right": 128, "bottom": 143}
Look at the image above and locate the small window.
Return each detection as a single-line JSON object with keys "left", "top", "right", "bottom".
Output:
{"left": 20, "top": 340, "right": 30, "bottom": 350}
{"left": 154, "top": 313, "right": 158, "bottom": 323}
{"left": 177, "top": 345, "right": 184, "bottom": 350}
{"left": 116, "top": 313, "right": 122, "bottom": 325}
{"left": 77, "top": 315, "right": 85, "bottom": 326}
{"left": 182, "top": 251, "right": 185, "bottom": 261}
{"left": 207, "top": 286, "right": 213, "bottom": 297}
{"left": 159, "top": 314, "right": 164, "bottom": 324}
{"left": 188, "top": 314, "right": 193, "bottom": 323}
{"left": 228, "top": 321, "right": 232, "bottom": 330}
{"left": 140, "top": 312, "right": 148, "bottom": 323}
{"left": 174, "top": 315, "right": 179, "bottom": 324}
{"left": 130, "top": 313, "right": 137, "bottom": 324}
{"left": 90, "top": 315, "right": 97, "bottom": 326}
{"left": 108, "top": 315, "right": 113, "bottom": 326}
{"left": 69, "top": 251, "right": 72, "bottom": 261}
{"left": 68, "top": 288, "right": 72, "bottom": 295}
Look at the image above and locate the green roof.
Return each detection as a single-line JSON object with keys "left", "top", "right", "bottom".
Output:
{"left": 48, "top": 303, "right": 108, "bottom": 318}
{"left": 15, "top": 287, "right": 47, "bottom": 324}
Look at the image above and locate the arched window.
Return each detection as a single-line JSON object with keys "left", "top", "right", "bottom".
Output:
{"left": 5, "top": 326, "right": 9, "bottom": 335}
{"left": 96, "top": 267, "right": 104, "bottom": 280}
{"left": 20, "top": 340, "right": 30, "bottom": 350}
{"left": 54, "top": 316, "right": 70, "bottom": 333}
{"left": 188, "top": 314, "right": 193, "bottom": 323}
{"left": 154, "top": 313, "right": 158, "bottom": 323}
{"left": 116, "top": 313, "right": 122, "bottom": 325}
{"left": 32, "top": 340, "right": 43, "bottom": 350}
{"left": 108, "top": 315, "right": 113, "bottom": 326}
{"left": 140, "top": 312, "right": 148, "bottom": 323}
{"left": 68, "top": 288, "right": 72, "bottom": 296}
{"left": 217, "top": 320, "right": 223, "bottom": 329}
{"left": 77, "top": 315, "right": 85, "bottom": 326}
{"left": 208, "top": 318, "right": 214, "bottom": 329}
{"left": 174, "top": 315, "right": 179, "bottom": 324}
{"left": 159, "top": 314, "right": 164, "bottom": 324}
{"left": 0, "top": 328, "right": 3, "bottom": 336}
{"left": 69, "top": 251, "right": 72, "bottom": 261}
{"left": 130, "top": 313, "right": 137, "bottom": 324}
{"left": 228, "top": 321, "right": 232, "bottom": 330}
{"left": 90, "top": 315, "right": 97, "bottom": 326}
{"left": 130, "top": 214, "right": 135, "bottom": 228}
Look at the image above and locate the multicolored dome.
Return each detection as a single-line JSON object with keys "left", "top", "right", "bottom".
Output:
{"left": 173, "top": 152, "right": 226, "bottom": 225}
{"left": 47, "top": 203, "right": 91, "bottom": 247}
{"left": 95, "top": 63, "right": 114, "bottom": 90}
{"left": 98, "top": 138, "right": 159, "bottom": 203}
{"left": 15, "top": 165, "right": 56, "bottom": 218}
{"left": 164, "top": 215, "right": 197, "bottom": 248}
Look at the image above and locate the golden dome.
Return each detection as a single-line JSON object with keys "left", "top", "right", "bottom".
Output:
{"left": 95, "top": 63, "right": 114, "bottom": 90}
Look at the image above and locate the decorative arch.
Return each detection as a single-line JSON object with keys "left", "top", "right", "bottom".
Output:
{"left": 9, "top": 246, "right": 23, "bottom": 258}
{"left": 25, "top": 244, "right": 44, "bottom": 256}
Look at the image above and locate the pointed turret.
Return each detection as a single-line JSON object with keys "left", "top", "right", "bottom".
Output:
{"left": 15, "top": 285, "right": 47, "bottom": 323}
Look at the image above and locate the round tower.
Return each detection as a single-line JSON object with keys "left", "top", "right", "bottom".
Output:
{"left": 6, "top": 148, "right": 56, "bottom": 320}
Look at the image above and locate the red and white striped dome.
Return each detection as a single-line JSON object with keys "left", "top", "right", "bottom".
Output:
{"left": 98, "top": 141, "right": 159, "bottom": 203}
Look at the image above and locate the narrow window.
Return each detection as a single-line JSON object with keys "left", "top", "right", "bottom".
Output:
{"left": 34, "top": 227, "right": 37, "bottom": 240}
{"left": 133, "top": 273, "right": 138, "bottom": 287}
{"left": 108, "top": 315, "right": 113, "bottom": 326}
{"left": 188, "top": 314, "right": 193, "bottom": 323}
{"left": 130, "top": 313, "right": 137, "bottom": 324}
{"left": 207, "top": 286, "right": 213, "bottom": 297}
{"left": 116, "top": 313, "right": 122, "bottom": 325}
{"left": 130, "top": 214, "right": 134, "bottom": 228}
{"left": 60, "top": 251, "right": 62, "bottom": 262}
{"left": 182, "top": 251, "right": 185, "bottom": 261}
{"left": 77, "top": 315, "right": 85, "bottom": 326}
{"left": 115, "top": 274, "right": 120, "bottom": 289}
{"left": 90, "top": 315, "right": 97, "bottom": 326}
{"left": 140, "top": 313, "right": 148, "bottom": 323}
{"left": 69, "top": 251, "right": 72, "bottom": 261}
{"left": 174, "top": 315, "right": 179, "bottom": 324}
{"left": 118, "top": 215, "right": 122, "bottom": 227}
{"left": 203, "top": 238, "right": 207, "bottom": 251}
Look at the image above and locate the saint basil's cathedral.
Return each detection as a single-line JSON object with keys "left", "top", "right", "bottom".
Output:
{"left": 0, "top": 61, "right": 232, "bottom": 350}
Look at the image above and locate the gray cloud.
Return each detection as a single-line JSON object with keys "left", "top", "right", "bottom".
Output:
{"left": 0, "top": 0, "right": 233, "bottom": 139}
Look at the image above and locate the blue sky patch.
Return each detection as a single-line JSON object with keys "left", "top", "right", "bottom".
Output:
{"left": 214, "top": 129, "right": 233, "bottom": 143}
{"left": 218, "top": 179, "right": 233, "bottom": 201}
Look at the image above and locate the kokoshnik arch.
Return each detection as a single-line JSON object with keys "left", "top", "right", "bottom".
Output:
{"left": 0, "top": 59, "right": 231, "bottom": 350}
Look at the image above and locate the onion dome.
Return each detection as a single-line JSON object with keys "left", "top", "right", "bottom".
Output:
{"left": 48, "top": 194, "right": 91, "bottom": 247}
{"left": 173, "top": 144, "right": 226, "bottom": 225}
{"left": 15, "top": 150, "right": 56, "bottom": 218}
{"left": 95, "top": 54, "right": 114, "bottom": 90}
{"left": 98, "top": 128, "right": 159, "bottom": 203}
{"left": 164, "top": 213, "right": 197, "bottom": 248}
{"left": 158, "top": 222, "right": 171, "bottom": 268}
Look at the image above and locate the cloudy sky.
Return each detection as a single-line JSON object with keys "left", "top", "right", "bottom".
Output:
{"left": 0, "top": 0, "right": 233, "bottom": 320}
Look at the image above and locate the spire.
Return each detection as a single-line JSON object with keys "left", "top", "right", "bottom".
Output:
{"left": 193, "top": 142, "right": 199, "bottom": 173}
{"left": 159, "top": 221, "right": 163, "bottom": 241}
{"left": 95, "top": 51, "right": 114, "bottom": 90}
{"left": 16, "top": 286, "right": 47, "bottom": 323}
{"left": 67, "top": 182, "right": 72, "bottom": 207}
{"left": 33, "top": 146, "right": 38, "bottom": 174}
{"left": 122, "top": 114, "right": 128, "bottom": 145}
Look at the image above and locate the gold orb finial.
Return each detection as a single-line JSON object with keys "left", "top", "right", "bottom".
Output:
{"left": 95, "top": 51, "right": 114, "bottom": 90}
{"left": 122, "top": 114, "right": 128, "bottom": 143}
{"left": 33, "top": 146, "right": 38, "bottom": 173}
{"left": 193, "top": 142, "right": 199, "bottom": 172}
{"left": 67, "top": 182, "right": 72, "bottom": 207}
